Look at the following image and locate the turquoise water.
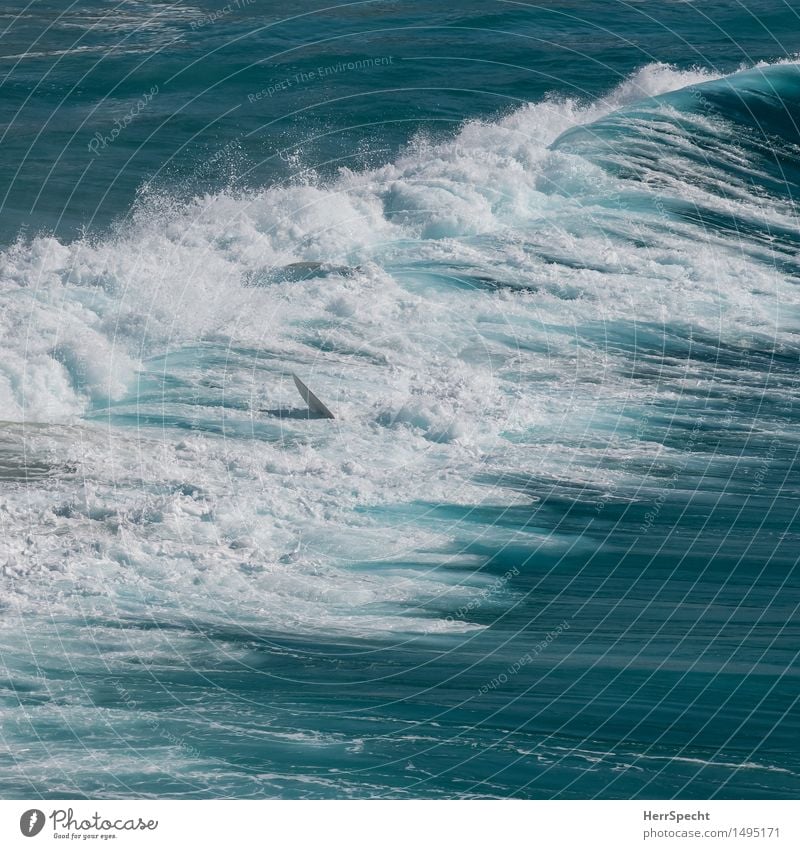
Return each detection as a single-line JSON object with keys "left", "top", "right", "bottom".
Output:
{"left": 0, "top": 1, "right": 798, "bottom": 798}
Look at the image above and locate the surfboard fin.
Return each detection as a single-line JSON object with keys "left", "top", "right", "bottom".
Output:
{"left": 292, "top": 373, "right": 335, "bottom": 419}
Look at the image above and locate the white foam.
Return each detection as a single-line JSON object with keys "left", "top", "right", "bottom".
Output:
{"left": 0, "top": 60, "right": 796, "bottom": 638}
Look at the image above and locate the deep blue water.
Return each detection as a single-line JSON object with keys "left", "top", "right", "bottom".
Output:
{"left": 0, "top": 0, "right": 798, "bottom": 799}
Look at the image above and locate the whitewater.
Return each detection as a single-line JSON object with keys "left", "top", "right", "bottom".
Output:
{"left": 1, "top": 56, "right": 798, "bottom": 799}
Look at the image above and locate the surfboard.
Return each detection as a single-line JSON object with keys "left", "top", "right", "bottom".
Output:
{"left": 292, "top": 373, "right": 335, "bottom": 419}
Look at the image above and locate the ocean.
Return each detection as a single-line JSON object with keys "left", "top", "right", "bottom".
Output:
{"left": 0, "top": 0, "right": 798, "bottom": 799}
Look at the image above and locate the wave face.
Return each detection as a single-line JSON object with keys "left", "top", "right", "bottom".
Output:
{"left": 1, "top": 3, "right": 799, "bottom": 799}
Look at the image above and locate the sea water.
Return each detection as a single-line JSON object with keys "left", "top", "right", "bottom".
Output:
{"left": 0, "top": 0, "right": 798, "bottom": 799}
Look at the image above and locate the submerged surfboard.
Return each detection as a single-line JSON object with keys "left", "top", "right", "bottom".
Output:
{"left": 292, "top": 373, "right": 335, "bottom": 419}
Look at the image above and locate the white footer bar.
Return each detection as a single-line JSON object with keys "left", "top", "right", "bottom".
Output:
{"left": 1, "top": 800, "right": 796, "bottom": 848}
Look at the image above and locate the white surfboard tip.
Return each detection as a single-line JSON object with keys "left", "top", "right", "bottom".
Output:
{"left": 291, "top": 373, "right": 335, "bottom": 419}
